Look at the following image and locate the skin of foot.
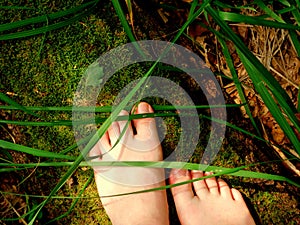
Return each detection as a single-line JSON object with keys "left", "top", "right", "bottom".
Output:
{"left": 169, "top": 169, "right": 256, "bottom": 225}
{"left": 90, "top": 102, "right": 169, "bottom": 225}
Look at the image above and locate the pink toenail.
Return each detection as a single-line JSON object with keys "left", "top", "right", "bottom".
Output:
{"left": 205, "top": 171, "right": 213, "bottom": 176}
{"left": 172, "top": 169, "right": 189, "bottom": 178}
{"left": 138, "top": 103, "right": 150, "bottom": 113}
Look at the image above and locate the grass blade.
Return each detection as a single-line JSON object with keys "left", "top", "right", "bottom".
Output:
{"left": 0, "top": 93, "right": 40, "bottom": 118}
{"left": 0, "top": 140, "right": 75, "bottom": 160}
{"left": 0, "top": 10, "right": 93, "bottom": 40}
{"left": 112, "top": 0, "right": 136, "bottom": 43}
{"left": 218, "top": 11, "right": 300, "bottom": 30}
{"left": 1, "top": 161, "right": 299, "bottom": 187}
{"left": 216, "top": 33, "right": 261, "bottom": 135}
{"left": 0, "top": 0, "right": 98, "bottom": 32}
{"left": 0, "top": 104, "right": 240, "bottom": 112}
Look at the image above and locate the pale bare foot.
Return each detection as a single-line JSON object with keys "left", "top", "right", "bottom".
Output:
{"left": 90, "top": 102, "right": 169, "bottom": 225}
{"left": 169, "top": 169, "right": 256, "bottom": 225}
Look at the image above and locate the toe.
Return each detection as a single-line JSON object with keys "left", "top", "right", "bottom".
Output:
{"left": 231, "top": 188, "right": 244, "bottom": 201}
{"left": 217, "top": 178, "right": 232, "bottom": 199}
{"left": 204, "top": 172, "right": 219, "bottom": 195}
{"left": 170, "top": 169, "right": 194, "bottom": 204}
{"left": 98, "top": 110, "right": 133, "bottom": 161}
{"left": 191, "top": 170, "right": 209, "bottom": 198}
{"left": 89, "top": 132, "right": 110, "bottom": 160}
{"left": 132, "top": 102, "right": 157, "bottom": 139}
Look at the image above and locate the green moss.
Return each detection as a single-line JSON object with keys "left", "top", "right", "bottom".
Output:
{"left": 253, "top": 191, "right": 299, "bottom": 224}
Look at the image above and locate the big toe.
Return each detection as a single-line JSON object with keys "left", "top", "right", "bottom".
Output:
{"left": 169, "top": 169, "right": 195, "bottom": 211}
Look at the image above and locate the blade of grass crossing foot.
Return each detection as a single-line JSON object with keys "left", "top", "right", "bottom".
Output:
{"left": 0, "top": 104, "right": 238, "bottom": 112}
{"left": 96, "top": 163, "right": 300, "bottom": 198}
{"left": 2, "top": 161, "right": 299, "bottom": 187}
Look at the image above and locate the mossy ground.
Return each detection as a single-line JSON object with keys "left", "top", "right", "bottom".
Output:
{"left": 0, "top": 1, "right": 299, "bottom": 224}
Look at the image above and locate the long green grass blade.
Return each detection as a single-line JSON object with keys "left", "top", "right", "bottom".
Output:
{"left": 0, "top": 119, "right": 74, "bottom": 126}
{"left": 298, "top": 85, "right": 300, "bottom": 111}
{"left": 254, "top": 0, "right": 284, "bottom": 22}
{"left": 216, "top": 33, "right": 261, "bottom": 135}
{"left": 0, "top": 10, "right": 94, "bottom": 40}
{"left": 288, "top": 29, "right": 300, "bottom": 56}
{"left": 0, "top": 104, "right": 241, "bottom": 112}
{"left": 1, "top": 161, "right": 298, "bottom": 187}
{"left": 0, "top": 113, "right": 177, "bottom": 126}
{"left": 0, "top": 140, "right": 75, "bottom": 160}
{"left": 0, "top": 0, "right": 98, "bottom": 32}
{"left": 104, "top": 169, "right": 299, "bottom": 198}
{"left": 291, "top": 6, "right": 300, "bottom": 25}
{"left": 218, "top": 11, "right": 300, "bottom": 30}
{"left": 111, "top": 0, "right": 149, "bottom": 59}
{"left": 0, "top": 93, "right": 40, "bottom": 118}
{"left": 187, "top": 0, "right": 199, "bottom": 21}
{"left": 112, "top": 0, "right": 136, "bottom": 43}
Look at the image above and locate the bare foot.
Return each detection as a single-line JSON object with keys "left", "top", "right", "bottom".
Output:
{"left": 169, "top": 169, "right": 256, "bottom": 225}
{"left": 90, "top": 102, "right": 169, "bottom": 225}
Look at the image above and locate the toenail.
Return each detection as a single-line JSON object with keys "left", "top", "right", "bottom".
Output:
{"left": 172, "top": 169, "right": 189, "bottom": 178}
{"left": 138, "top": 102, "right": 150, "bottom": 113}
{"left": 205, "top": 171, "right": 213, "bottom": 176}
{"left": 192, "top": 170, "right": 203, "bottom": 174}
